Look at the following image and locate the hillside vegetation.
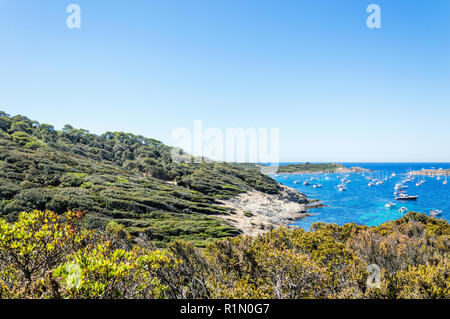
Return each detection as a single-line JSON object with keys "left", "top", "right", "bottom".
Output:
{"left": 0, "top": 210, "right": 448, "bottom": 299}
{"left": 0, "top": 111, "right": 282, "bottom": 246}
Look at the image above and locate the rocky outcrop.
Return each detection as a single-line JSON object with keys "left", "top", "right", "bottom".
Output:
{"left": 219, "top": 185, "right": 315, "bottom": 236}
{"left": 349, "top": 166, "right": 371, "bottom": 173}
{"left": 335, "top": 166, "right": 371, "bottom": 173}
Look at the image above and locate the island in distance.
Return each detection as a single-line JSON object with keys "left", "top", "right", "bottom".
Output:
{"left": 261, "top": 163, "right": 371, "bottom": 175}
{"left": 410, "top": 168, "right": 450, "bottom": 176}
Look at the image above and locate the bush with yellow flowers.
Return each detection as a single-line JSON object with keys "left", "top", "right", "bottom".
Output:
{"left": 0, "top": 210, "right": 93, "bottom": 298}
{"left": 0, "top": 210, "right": 448, "bottom": 299}
{"left": 53, "top": 242, "right": 176, "bottom": 299}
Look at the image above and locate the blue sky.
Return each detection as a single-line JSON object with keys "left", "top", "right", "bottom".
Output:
{"left": 0, "top": 0, "right": 449, "bottom": 162}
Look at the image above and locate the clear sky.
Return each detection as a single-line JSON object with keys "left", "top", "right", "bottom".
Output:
{"left": 0, "top": 0, "right": 449, "bottom": 162}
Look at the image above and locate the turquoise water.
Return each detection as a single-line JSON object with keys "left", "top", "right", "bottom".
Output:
{"left": 272, "top": 163, "right": 450, "bottom": 230}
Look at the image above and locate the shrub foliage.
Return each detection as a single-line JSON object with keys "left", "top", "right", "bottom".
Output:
{"left": 0, "top": 211, "right": 448, "bottom": 299}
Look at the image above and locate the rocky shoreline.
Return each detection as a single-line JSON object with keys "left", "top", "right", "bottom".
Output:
{"left": 219, "top": 185, "right": 319, "bottom": 236}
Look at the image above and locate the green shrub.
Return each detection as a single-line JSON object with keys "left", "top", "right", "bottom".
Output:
{"left": 243, "top": 211, "right": 254, "bottom": 217}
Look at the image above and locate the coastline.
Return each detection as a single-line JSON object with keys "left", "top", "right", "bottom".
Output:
{"left": 218, "top": 185, "right": 321, "bottom": 236}
{"left": 221, "top": 165, "right": 371, "bottom": 236}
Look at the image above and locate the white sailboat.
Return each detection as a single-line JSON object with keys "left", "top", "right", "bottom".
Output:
{"left": 416, "top": 178, "right": 425, "bottom": 187}
{"left": 394, "top": 183, "right": 408, "bottom": 190}
{"left": 385, "top": 202, "right": 396, "bottom": 209}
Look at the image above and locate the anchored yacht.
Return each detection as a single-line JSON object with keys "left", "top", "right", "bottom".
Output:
{"left": 395, "top": 193, "right": 418, "bottom": 201}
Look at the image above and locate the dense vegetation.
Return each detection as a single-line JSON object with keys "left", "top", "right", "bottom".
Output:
{"left": 0, "top": 111, "right": 282, "bottom": 246}
{"left": 0, "top": 210, "right": 448, "bottom": 299}
{"left": 277, "top": 163, "right": 345, "bottom": 173}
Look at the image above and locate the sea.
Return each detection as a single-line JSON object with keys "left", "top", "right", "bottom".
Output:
{"left": 271, "top": 163, "right": 450, "bottom": 230}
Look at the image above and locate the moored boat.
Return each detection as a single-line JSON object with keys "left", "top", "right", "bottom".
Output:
{"left": 394, "top": 183, "right": 408, "bottom": 190}
{"left": 430, "top": 209, "right": 442, "bottom": 217}
{"left": 395, "top": 193, "right": 418, "bottom": 201}
{"left": 385, "top": 202, "right": 396, "bottom": 208}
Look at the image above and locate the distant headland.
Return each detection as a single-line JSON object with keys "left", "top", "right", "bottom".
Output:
{"left": 272, "top": 163, "right": 371, "bottom": 175}
{"left": 410, "top": 169, "right": 450, "bottom": 176}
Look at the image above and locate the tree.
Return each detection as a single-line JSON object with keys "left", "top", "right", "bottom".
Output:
{"left": 9, "top": 121, "right": 32, "bottom": 134}
{"left": 0, "top": 116, "right": 11, "bottom": 132}
{"left": 35, "top": 123, "right": 57, "bottom": 142}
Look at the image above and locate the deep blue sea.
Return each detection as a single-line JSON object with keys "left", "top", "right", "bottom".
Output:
{"left": 271, "top": 163, "right": 450, "bottom": 230}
